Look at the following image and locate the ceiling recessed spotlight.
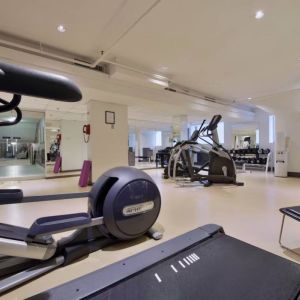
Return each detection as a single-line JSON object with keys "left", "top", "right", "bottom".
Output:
{"left": 248, "top": 97, "right": 252, "bottom": 100}
{"left": 57, "top": 25, "right": 66, "bottom": 33}
{"left": 255, "top": 10, "right": 264, "bottom": 19}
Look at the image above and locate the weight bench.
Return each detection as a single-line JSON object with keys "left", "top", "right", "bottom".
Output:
{"left": 279, "top": 206, "right": 300, "bottom": 254}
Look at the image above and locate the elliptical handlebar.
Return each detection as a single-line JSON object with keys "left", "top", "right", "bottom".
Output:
{"left": 198, "top": 115, "right": 222, "bottom": 137}
{"left": 0, "top": 61, "right": 82, "bottom": 126}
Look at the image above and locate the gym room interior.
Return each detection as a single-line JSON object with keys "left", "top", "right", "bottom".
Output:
{"left": 0, "top": 1, "right": 300, "bottom": 299}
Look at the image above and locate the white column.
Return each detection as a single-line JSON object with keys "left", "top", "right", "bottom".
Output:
{"left": 60, "top": 120, "right": 87, "bottom": 171}
{"left": 135, "top": 128, "right": 141, "bottom": 156}
{"left": 87, "top": 100, "right": 128, "bottom": 182}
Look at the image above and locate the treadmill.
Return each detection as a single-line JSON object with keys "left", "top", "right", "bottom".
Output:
{"left": 29, "top": 224, "right": 300, "bottom": 300}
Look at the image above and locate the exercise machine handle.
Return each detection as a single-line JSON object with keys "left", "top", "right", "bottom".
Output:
{"left": 0, "top": 62, "right": 82, "bottom": 102}
{"left": 198, "top": 119, "right": 207, "bottom": 134}
{"left": 27, "top": 213, "right": 92, "bottom": 240}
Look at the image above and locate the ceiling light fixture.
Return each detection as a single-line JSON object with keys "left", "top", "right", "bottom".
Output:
{"left": 149, "top": 78, "right": 169, "bottom": 87}
{"left": 153, "top": 74, "right": 168, "bottom": 81}
{"left": 248, "top": 97, "right": 252, "bottom": 100}
{"left": 57, "top": 25, "right": 66, "bottom": 33}
{"left": 255, "top": 10, "right": 264, "bottom": 19}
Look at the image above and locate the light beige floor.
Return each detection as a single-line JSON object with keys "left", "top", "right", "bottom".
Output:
{"left": 0, "top": 176, "right": 90, "bottom": 196}
{"left": 1, "top": 170, "right": 300, "bottom": 299}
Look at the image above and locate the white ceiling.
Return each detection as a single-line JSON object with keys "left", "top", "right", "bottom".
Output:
{"left": 0, "top": 0, "right": 298, "bottom": 127}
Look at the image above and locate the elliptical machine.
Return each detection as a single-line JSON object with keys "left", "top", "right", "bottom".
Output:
{"left": 0, "top": 166, "right": 162, "bottom": 295}
{"left": 182, "top": 115, "right": 244, "bottom": 187}
{"left": 0, "top": 62, "right": 162, "bottom": 294}
{"left": 164, "top": 125, "right": 209, "bottom": 180}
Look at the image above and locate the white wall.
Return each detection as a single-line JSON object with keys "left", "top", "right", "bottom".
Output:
{"left": 60, "top": 120, "right": 87, "bottom": 171}
{"left": 254, "top": 90, "right": 300, "bottom": 173}
{"left": 87, "top": 100, "right": 128, "bottom": 182}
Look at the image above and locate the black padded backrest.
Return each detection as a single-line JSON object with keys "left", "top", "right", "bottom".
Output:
{"left": 0, "top": 62, "right": 82, "bottom": 101}
{"left": 206, "top": 115, "right": 222, "bottom": 131}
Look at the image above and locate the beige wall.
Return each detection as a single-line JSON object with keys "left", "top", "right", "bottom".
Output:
{"left": 87, "top": 100, "right": 128, "bottom": 182}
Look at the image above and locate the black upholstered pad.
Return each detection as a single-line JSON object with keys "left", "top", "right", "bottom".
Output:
{"left": 0, "top": 223, "right": 28, "bottom": 241}
{"left": 0, "top": 189, "right": 23, "bottom": 204}
{"left": 280, "top": 206, "right": 300, "bottom": 222}
{"left": 91, "top": 234, "right": 300, "bottom": 300}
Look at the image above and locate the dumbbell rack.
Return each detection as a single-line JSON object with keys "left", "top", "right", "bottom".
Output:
{"left": 229, "top": 148, "right": 271, "bottom": 173}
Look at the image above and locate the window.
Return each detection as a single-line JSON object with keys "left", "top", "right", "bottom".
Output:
{"left": 269, "top": 115, "right": 275, "bottom": 143}
{"left": 155, "top": 131, "right": 162, "bottom": 147}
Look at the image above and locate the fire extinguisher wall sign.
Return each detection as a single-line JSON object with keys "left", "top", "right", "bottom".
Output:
{"left": 83, "top": 124, "right": 90, "bottom": 143}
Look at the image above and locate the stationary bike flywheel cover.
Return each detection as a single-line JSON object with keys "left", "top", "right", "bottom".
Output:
{"left": 95, "top": 167, "right": 161, "bottom": 240}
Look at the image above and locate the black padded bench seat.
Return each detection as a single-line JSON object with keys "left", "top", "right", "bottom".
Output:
{"left": 280, "top": 206, "right": 300, "bottom": 221}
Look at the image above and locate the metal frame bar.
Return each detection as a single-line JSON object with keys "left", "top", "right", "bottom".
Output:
{"left": 279, "top": 214, "right": 300, "bottom": 255}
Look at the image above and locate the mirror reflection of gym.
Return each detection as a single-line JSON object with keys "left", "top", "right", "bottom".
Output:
{"left": 0, "top": 110, "right": 45, "bottom": 179}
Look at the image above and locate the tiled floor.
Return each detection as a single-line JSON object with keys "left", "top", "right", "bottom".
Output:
{"left": 0, "top": 164, "right": 45, "bottom": 180}
{"left": 1, "top": 169, "right": 300, "bottom": 299}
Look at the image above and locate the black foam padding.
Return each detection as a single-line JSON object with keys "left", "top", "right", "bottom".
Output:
{"left": 0, "top": 223, "right": 28, "bottom": 241}
{"left": 0, "top": 189, "right": 23, "bottom": 204}
{"left": 0, "top": 62, "right": 82, "bottom": 101}
{"left": 280, "top": 206, "right": 300, "bottom": 222}
{"left": 89, "top": 234, "right": 300, "bottom": 300}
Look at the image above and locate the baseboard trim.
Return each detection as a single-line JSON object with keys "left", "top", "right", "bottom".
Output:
{"left": 288, "top": 172, "right": 300, "bottom": 177}
{"left": 46, "top": 174, "right": 80, "bottom": 179}
{"left": 60, "top": 169, "right": 81, "bottom": 173}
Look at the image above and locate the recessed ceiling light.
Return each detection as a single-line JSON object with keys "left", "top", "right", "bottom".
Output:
{"left": 255, "top": 10, "right": 264, "bottom": 19}
{"left": 57, "top": 25, "right": 66, "bottom": 33}
{"left": 248, "top": 97, "right": 252, "bottom": 100}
